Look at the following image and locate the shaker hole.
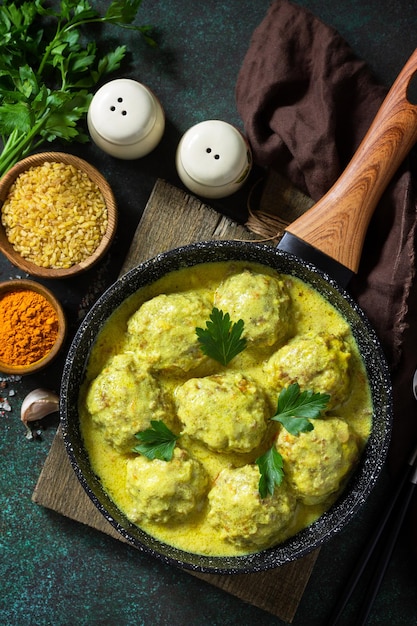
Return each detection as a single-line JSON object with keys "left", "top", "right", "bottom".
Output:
{"left": 121, "top": 110, "right": 127, "bottom": 116}
{"left": 206, "top": 148, "right": 212, "bottom": 153}
{"left": 110, "top": 106, "right": 116, "bottom": 111}
{"left": 214, "top": 154, "right": 220, "bottom": 160}
{"left": 118, "top": 97, "right": 123, "bottom": 102}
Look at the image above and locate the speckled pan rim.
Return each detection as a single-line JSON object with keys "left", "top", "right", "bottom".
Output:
{"left": 60, "top": 240, "right": 393, "bottom": 574}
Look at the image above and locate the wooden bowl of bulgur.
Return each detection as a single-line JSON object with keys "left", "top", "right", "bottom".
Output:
{"left": 0, "top": 152, "right": 117, "bottom": 278}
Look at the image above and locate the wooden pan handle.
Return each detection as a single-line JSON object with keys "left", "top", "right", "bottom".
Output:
{"left": 285, "top": 49, "right": 417, "bottom": 273}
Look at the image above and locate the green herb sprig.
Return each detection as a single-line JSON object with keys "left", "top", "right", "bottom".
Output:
{"left": 271, "top": 382, "right": 330, "bottom": 436}
{"left": 0, "top": 0, "right": 155, "bottom": 177}
{"left": 133, "top": 383, "right": 330, "bottom": 499}
{"left": 256, "top": 447, "right": 284, "bottom": 499}
{"left": 256, "top": 384, "right": 330, "bottom": 498}
{"left": 133, "top": 420, "right": 179, "bottom": 461}
{"left": 196, "top": 307, "right": 247, "bottom": 366}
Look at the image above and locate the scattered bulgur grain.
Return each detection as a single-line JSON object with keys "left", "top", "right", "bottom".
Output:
{"left": 1, "top": 161, "right": 108, "bottom": 269}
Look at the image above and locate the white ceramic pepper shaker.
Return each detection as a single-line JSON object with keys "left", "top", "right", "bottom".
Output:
{"left": 176, "top": 120, "right": 252, "bottom": 198}
{"left": 87, "top": 78, "right": 165, "bottom": 159}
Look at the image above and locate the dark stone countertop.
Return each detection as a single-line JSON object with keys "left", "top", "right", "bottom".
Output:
{"left": 1, "top": 2, "right": 417, "bottom": 625}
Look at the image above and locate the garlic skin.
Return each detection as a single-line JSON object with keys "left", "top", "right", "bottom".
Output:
{"left": 21, "top": 388, "right": 60, "bottom": 438}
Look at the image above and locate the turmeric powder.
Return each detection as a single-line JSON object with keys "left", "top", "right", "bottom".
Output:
{"left": 0, "top": 289, "right": 59, "bottom": 367}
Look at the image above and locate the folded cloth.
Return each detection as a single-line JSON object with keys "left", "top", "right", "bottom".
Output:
{"left": 236, "top": 0, "right": 417, "bottom": 550}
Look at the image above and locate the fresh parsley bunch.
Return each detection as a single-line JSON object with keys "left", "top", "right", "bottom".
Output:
{"left": 0, "top": 0, "right": 155, "bottom": 177}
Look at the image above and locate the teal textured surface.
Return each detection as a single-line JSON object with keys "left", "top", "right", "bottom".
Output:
{"left": 1, "top": 1, "right": 417, "bottom": 624}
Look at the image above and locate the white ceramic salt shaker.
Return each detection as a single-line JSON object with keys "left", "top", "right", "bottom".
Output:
{"left": 87, "top": 78, "right": 165, "bottom": 159}
{"left": 176, "top": 120, "right": 252, "bottom": 198}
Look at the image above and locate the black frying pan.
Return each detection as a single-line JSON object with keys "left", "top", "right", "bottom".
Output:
{"left": 60, "top": 50, "right": 417, "bottom": 573}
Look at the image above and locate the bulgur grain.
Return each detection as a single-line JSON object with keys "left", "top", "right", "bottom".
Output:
{"left": 1, "top": 161, "right": 108, "bottom": 269}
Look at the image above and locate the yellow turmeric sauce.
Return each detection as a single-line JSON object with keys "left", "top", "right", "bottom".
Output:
{"left": 79, "top": 261, "right": 372, "bottom": 557}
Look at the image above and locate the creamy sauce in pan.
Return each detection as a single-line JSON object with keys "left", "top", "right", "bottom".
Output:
{"left": 79, "top": 261, "right": 372, "bottom": 556}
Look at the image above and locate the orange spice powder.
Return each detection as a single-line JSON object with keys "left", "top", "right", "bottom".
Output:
{"left": 0, "top": 289, "right": 59, "bottom": 366}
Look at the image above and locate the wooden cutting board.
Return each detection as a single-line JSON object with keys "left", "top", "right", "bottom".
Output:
{"left": 32, "top": 177, "right": 319, "bottom": 623}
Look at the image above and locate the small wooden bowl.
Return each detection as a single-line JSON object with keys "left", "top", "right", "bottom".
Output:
{"left": 0, "top": 279, "right": 67, "bottom": 375}
{"left": 0, "top": 152, "right": 117, "bottom": 279}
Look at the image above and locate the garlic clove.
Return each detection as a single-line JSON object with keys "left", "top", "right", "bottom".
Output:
{"left": 21, "top": 388, "right": 60, "bottom": 434}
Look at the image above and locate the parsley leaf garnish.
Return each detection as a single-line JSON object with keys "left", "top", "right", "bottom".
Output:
{"left": 256, "top": 447, "right": 284, "bottom": 498}
{"left": 196, "top": 307, "right": 247, "bottom": 366}
{"left": 133, "top": 420, "right": 179, "bottom": 461}
{"left": 271, "top": 383, "right": 330, "bottom": 436}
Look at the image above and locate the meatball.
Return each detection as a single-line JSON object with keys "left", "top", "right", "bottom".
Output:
{"left": 126, "top": 291, "right": 212, "bottom": 373}
{"left": 207, "top": 464, "right": 296, "bottom": 550}
{"left": 214, "top": 269, "right": 291, "bottom": 348}
{"left": 125, "top": 447, "right": 209, "bottom": 524}
{"left": 175, "top": 372, "right": 269, "bottom": 453}
{"left": 276, "top": 418, "right": 359, "bottom": 505}
{"left": 86, "top": 353, "right": 172, "bottom": 453}
{"left": 264, "top": 332, "right": 351, "bottom": 409}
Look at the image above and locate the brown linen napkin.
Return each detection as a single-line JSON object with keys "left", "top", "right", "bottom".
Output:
{"left": 236, "top": 0, "right": 417, "bottom": 552}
